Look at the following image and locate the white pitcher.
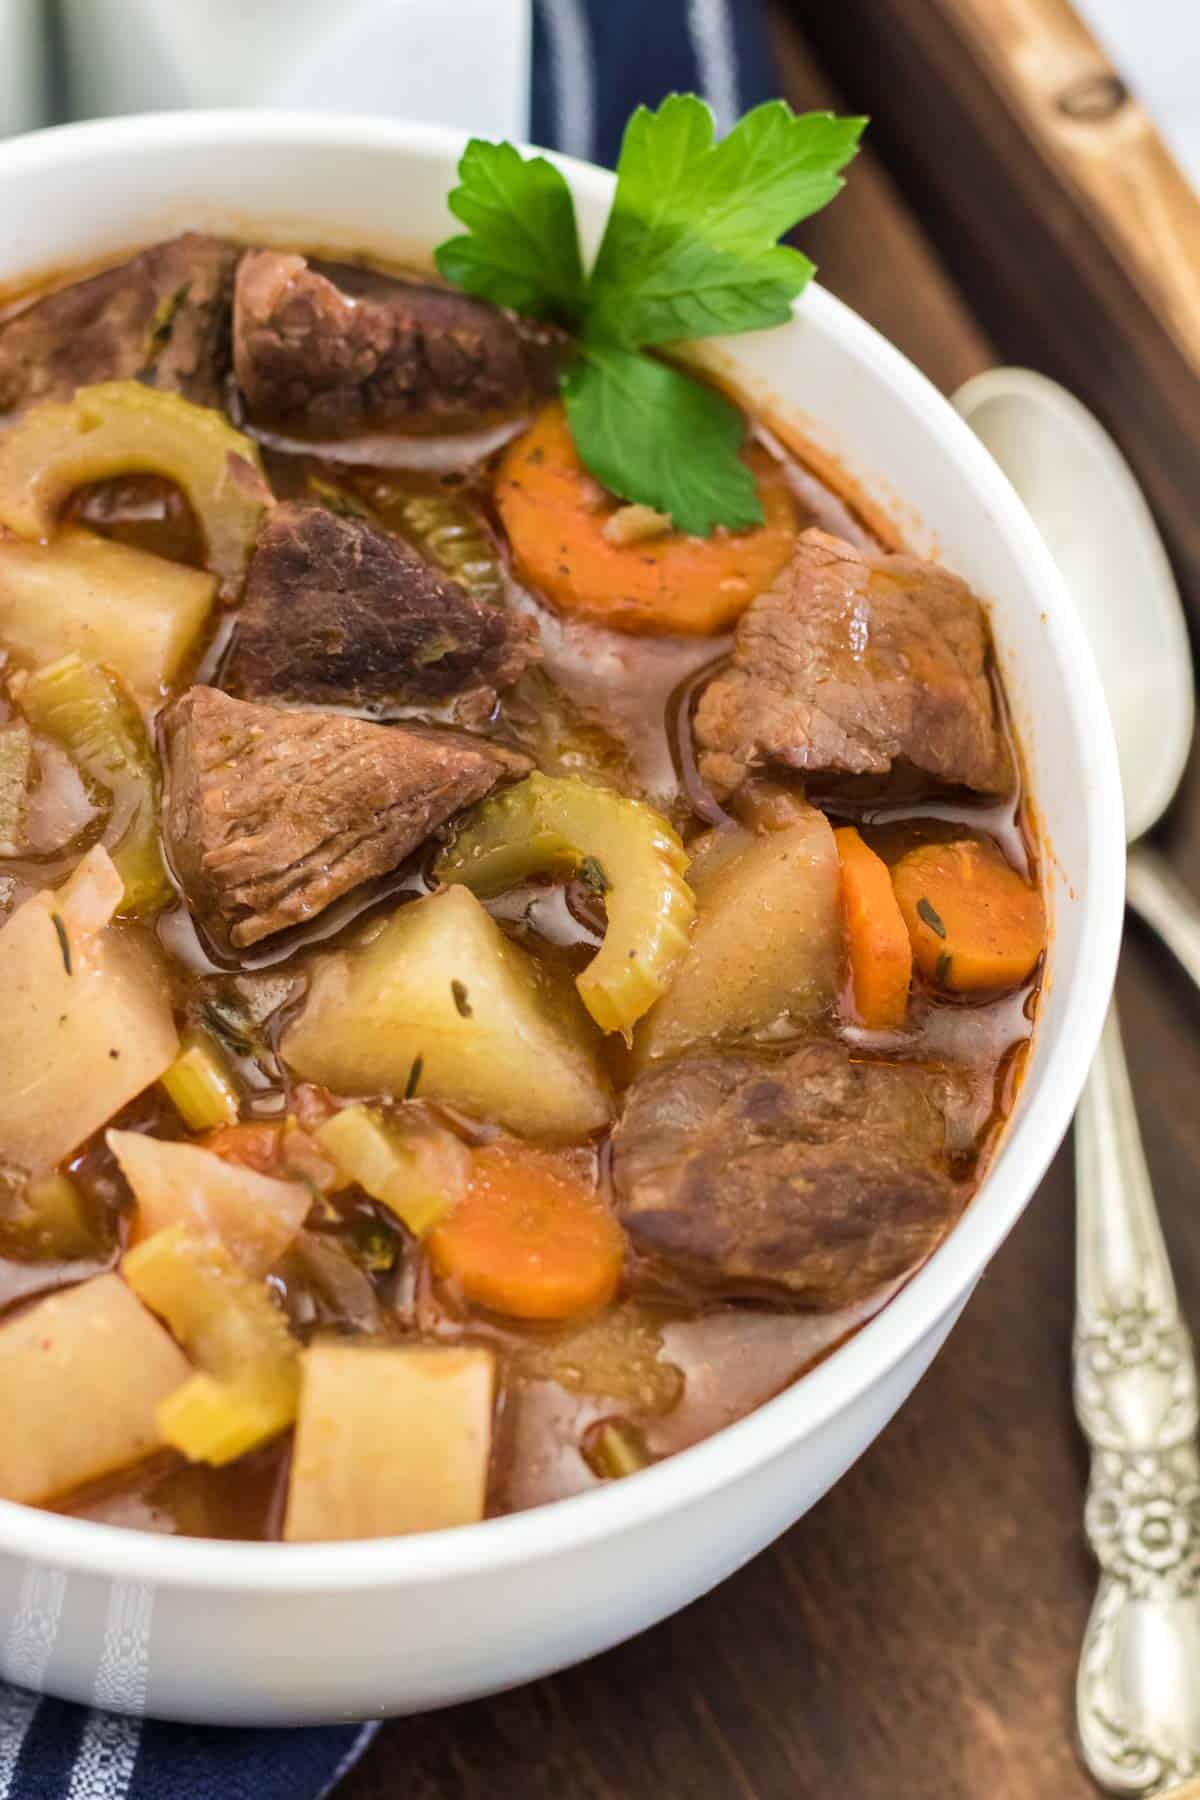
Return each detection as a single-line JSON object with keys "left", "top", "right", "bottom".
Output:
{"left": 59, "top": 0, "right": 530, "bottom": 139}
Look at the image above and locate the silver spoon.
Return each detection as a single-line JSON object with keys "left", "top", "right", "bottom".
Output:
{"left": 956, "top": 367, "right": 1200, "bottom": 1797}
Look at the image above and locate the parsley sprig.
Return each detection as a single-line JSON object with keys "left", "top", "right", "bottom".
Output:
{"left": 435, "top": 94, "right": 864, "bottom": 536}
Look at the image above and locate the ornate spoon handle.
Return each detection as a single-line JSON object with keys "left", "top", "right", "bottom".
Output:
{"left": 1075, "top": 1000, "right": 1200, "bottom": 1795}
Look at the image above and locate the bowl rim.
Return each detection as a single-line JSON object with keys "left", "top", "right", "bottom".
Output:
{"left": 0, "top": 108, "right": 1125, "bottom": 1593}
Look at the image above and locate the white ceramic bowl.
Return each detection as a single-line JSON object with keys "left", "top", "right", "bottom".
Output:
{"left": 0, "top": 113, "right": 1124, "bottom": 1726}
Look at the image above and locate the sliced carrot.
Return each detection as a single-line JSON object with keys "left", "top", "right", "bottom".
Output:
{"left": 199, "top": 1122, "right": 284, "bottom": 1176}
{"left": 891, "top": 839, "right": 1046, "bottom": 994}
{"left": 428, "top": 1141, "right": 625, "bottom": 1321}
{"left": 198, "top": 1117, "right": 340, "bottom": 1193}
{"left": 494, "top": 401, "right": 797, "bottom": 636}
{"left": 834, "top": 826, "right": 912, "bottom": 1030}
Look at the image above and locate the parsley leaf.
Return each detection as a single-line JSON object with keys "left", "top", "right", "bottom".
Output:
{"left": 564, "top": 346, "right": 762, "bottom": 537}
{"left": 587, "top": 96, "right": 864, "bottom": 346}
{"left": 433, "top": 95, "right": 864, "bottom": 534}
{"left": 435, "top": 138, "right": 586, "bottom": 322}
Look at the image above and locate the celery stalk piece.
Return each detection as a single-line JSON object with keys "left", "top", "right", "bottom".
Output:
{"left": 122, "top": 1224, "right": 299, "bottom": 1465}
{"left": 16, "top": 652, "right": 170, "bottom": 914}
{"left": 436, "top": 772, "right": 696, "bottom": 1032}
{"left": 391, "top": 491, "right": 506, "bottom": 606}
{"left": 584, "top": 1417, "right": 651, "bottom": 1481}
{"left": 315, "top": 1105, "right": 470, "bottom": 1238}
{"left": 15, "top": 1173, "right": 98, "bottom": 1261}
{"left": 0, "top": 722, "right": 31, "bottom": 856}
{"left": 0, "top": 381, "right": 269, "bottom": 595}
{"left": 159, "top": 1031, "right": 240, "bottom": 1131}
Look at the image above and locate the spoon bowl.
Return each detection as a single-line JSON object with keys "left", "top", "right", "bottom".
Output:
{"left": 954, "top": 367, "right": 1193, "bottom": 844}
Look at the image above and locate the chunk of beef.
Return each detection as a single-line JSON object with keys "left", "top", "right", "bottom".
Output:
{"left": 233, "top": 251, "right": 566, "bottom": 438}
{"left": 221, "top": 503, "right": 537, "bottom": 727}
{"left": 694, "top": 528, "right": 1013, "bottom": 800}
{"left": 610, "top": 1041, "right": 971, "bottom": 1306}
{"left": 0, "top": 234, "right": 237, "bottom": 416}
{"left": 162, "top": 687, "right": 529, "bottom": 947}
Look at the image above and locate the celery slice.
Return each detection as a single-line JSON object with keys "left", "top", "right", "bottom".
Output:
{"left": 123, "top": 1225, "right": 299, "bottom": 1465}
{"left": 437, "top": 773, "right": 696, "bottom": 1032}
{"left": 315, "top": 1104, "right": 469, "bottom": 1238}
{"left": 0, "top": 381, "right": 269, "bottom": 596}
{"left": 159, "top": 1031, "right": 240, "bottom": 1131}
{"left": 584, "top": 1418, "right": 651, "bottom": 1481}
{"left": 0, "top": 723, "right": 31, "bottom": 856}
{"left": 16, "top": 653, "right": 169, "bottom": 913}
{"left": 390, "top": 491, "right": 506, "bottom": 606}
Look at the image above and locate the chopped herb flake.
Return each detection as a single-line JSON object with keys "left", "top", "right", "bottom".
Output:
{"left": 579, "top": 854, "right": 610, "bottom": 894}
{"left": 451, "top": 979, "right": 473, "bottom": 1018}
{"left": 50, "top": 913, "right": 72, "bottom": 975}
{"left": 404, "top": 1054, "right": 424, "bottom": 1100}
{"left": 916, "top": 897, "right": 947, "bottom": 940}
{"left": 935, "top": 951, "right": 953, "bottom": 986}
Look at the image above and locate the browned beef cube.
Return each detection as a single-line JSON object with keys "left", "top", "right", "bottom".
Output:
{"left": 221, "top": 503, "right": 538, "bottom": 727}
{"left": 611, "top": 1041, "right": 972, "bottom": 1307}
{"left": 162, "top": 686, "right": 529, "bottom": 947}
{"left": 694, "top": 528, "right": 1013, "bottom": 800}
{"left": 0, "top": 235, "right": 238, "bottom": 416}
{"left": 233, "top": 251, "right": 566, "bottom": 439}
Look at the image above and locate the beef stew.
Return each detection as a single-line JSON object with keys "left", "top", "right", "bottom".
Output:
{"left": 0, "top": 233, "right": 1045, "bottom": 1543}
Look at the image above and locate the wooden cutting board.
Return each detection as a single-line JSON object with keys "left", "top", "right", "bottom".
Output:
{"left": 345, "top": 8, "right": 1200, "bottom": 1794}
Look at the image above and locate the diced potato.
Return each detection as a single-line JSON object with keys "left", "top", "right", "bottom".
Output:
{"left": 636, "top": 808, "right": 841, "bottom": 1064}
{"left": 282, "top": 887, "right": 613, "bottom": 1139}
{"left": 0, "top": 526, "right": 216, "bottom": 693}
{"left": 0, "top": 721, "right": 31, "bottom": 855}
{"left": 0, "top": 847, "right": 178, "bottom": 1172}
{"left": 0, "top": 381, "right": 269, "bottom": 595}
{"left": 284, "top": 1344, "right": 495, "bottom": 1542}
{"left": 109, "top": 1131, "right": 309, "bottom": 1274}
{"left": 0, "top": 1273, "right": 191, "bottom": 1504}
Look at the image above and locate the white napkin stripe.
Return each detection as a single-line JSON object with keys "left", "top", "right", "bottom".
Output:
{"left": 536, "top": 0, "right": 594, "bottom": 160}
{"left": 0, "top": 1687, "right": 41, "bottom": 1800}
{"left": 686, "top": 0, "right": 739, "bottom": 133}
{"left": 315, "top": 1720, "right": 383, "bottom": 1800}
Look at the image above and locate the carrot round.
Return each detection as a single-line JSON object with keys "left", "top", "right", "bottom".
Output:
{"left": 199, "top": 1122, "right": 285, "bottom": 1176}
{"left": 891, "top": 839, "right": 1046, "bottom": 994}
{"left": 834, "top": 826, "right": 912, "bottom": 1030}
{"left": 494, "top": 401, "right": 797, "bottom": 636}
{"left": 428, "top": 1141, "right": 625, "bottom": 1321}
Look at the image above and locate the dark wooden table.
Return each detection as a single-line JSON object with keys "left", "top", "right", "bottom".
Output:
{"left": 345, "top": 15, "right": 1200, "bottom": 1797}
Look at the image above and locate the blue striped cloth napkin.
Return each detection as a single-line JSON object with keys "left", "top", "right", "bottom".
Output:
{"left": 0, "top": 1, "right": 776, "bottom": 1792}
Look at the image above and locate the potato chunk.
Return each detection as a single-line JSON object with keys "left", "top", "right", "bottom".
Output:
{"left": 636, "top": 808, "right": 841, "bottom": 1064}
{"left": 282, "top": 887, "right": 612, "bottom": 1138}
{"left": 284, "top": 1344, "right": 494, "bottom": 1542}
{"left": 0, "top": 847, "right": 178, "bottom": 1171}
{"left": 0, "top": 526, "right": 215, "bottom": 694}
{"left": 0, "top": 1273, "right": 190, "bottom": 1504}
{"left": 109, "top": 1131, "right": 310, "bottom": 1274}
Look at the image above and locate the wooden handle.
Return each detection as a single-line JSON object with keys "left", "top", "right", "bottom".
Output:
{"left": 947, "top": 0, "right": 1200, "bottom": 376}
{"left": 793, "top": 0, "right": 1200, "bottom": 624}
